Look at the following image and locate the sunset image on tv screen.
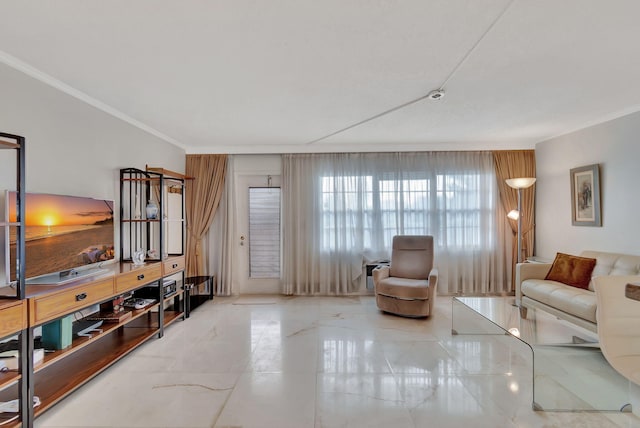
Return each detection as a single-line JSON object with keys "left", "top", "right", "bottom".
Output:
{"left": 7, "top": 192, "right": 115, "bottom": 280}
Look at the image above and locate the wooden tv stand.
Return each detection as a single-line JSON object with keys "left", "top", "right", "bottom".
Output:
{"left": 0, "top": 300, "right": 27, "bottom": 427}
{"left": 20, "top": 256, "right": 185, "bottom": 422}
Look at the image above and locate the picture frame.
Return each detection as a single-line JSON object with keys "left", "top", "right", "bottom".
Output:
{"left": 570, "top": 163, "right": 601, "bottom": 226}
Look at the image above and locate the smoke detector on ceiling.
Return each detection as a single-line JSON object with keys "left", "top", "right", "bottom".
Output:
{"left": 427, "top": 89, "right": 445, "bottom": 100}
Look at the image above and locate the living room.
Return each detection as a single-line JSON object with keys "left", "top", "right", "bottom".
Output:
{"left": 1, "top": 2, "right": 640, "bottom": 427}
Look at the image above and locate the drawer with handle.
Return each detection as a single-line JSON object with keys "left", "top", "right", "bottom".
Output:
{"left": 115, "top": 264, "right": 162, "bottom": 293}
{"left": 0, "top": 300, "right": 27, "bottom": 338}
{"left": 163, "top": 256, "right": 185, "bottom": 276}
{"left": 29, "top": 278, "right": 115, "bottom": 325}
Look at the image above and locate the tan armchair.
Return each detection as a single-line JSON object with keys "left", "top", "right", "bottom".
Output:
{"left": 373, "top": 235, "right": 438, "bottom": 318}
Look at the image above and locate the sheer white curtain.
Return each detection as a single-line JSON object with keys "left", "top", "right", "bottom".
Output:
{"left": 282, "top": 152, "right": 511, "bottom": 295}
{"left": 208, "top": 155, "right": 236, "bottom": 296}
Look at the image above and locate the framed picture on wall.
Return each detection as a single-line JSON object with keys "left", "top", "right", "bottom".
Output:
{"left": 570, "top": 163, "right": 601, "bottom": 226}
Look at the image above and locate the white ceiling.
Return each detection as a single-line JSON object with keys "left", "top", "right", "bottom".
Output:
{"left": 1, "top": 0, "right": 640, "bottom": 154}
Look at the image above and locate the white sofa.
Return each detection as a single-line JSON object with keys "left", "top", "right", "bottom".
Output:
{"left": 515, "top": 251, "right": 640, "bottom": 333}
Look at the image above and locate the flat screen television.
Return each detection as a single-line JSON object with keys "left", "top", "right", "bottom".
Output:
{"left": 5, "top": 191, "right": 114, "bottom": 284}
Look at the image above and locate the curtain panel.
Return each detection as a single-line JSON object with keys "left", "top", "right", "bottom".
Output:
{"left": 282, "top": 152, "right": 510, "bottom": 295}
{"left": 206, "top": 156, "right": 235, "bottom": 296}
{"left": 493, "top": 150, "right": 536, "bottom": 290}
{"left": 185, "top": 154, "right": 227, "bottom": 277}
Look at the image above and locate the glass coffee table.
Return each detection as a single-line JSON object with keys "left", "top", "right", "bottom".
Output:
{"left": 452, "top": 297, "right": 630, "bottom": 412}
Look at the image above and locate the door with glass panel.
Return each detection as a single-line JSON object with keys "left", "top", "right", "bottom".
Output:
{"left": 236, "top": 175, "right": 281, "bottom": 294}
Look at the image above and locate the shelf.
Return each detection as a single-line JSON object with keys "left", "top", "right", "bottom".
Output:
{"left": 120, "top": 177, "right": 161, "bottom": 182}
{"left": 0, "top": 139, "right": 20, "bottom": 149}
{"left": 162, "top": 288, "right": 185, "bottom": 327}
{"left": 0, "top": 371, "right": 20, "bottom": 391}
{"left": 0, "top": 413, "right": 19, "bottom": 427}
{"left": 0, "top": 380, "right": 20, "bottom": 427}
{"left": 145, "top": 166, "right": 194, "bottom": 181}
{"left": 163, "top": 310, "right": 183, "bottom": 328}
{"left": 33, "top": 322, "right": 159, "bottom": 416}
{"left": 163, "top": 288, "right": 184, "bottom": 302}
{"left": 35, "top": 304, "right": 160, "bottom": 371}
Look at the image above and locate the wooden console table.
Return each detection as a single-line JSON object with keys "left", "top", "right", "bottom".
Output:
{"left": 14, "top": 256, "right": 186, "bottom": 424}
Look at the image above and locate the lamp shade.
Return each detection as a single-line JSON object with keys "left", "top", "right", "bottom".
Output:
{"left": 505, "top": 177, "right": 536, "bottom": 189}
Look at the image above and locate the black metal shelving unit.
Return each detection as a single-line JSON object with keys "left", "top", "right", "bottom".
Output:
{"left": 119, "top": 167, "right": 186, "bottom": 263}
{"left": 119, "top": 167, "right": 186, "bottom": 335}
{"left": 119, "top": 168, "right": 164, "bottom": 263}
{"left": 0, "top": 132, "right": 29, "bottom": 427}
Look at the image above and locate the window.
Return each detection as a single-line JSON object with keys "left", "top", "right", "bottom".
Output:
{"left": 378, "top": 178, "right": 431, "bottom": 245}
{"left": 282, "top": 151, "right": 507, "bottom": 295}
{"left": 436, "top": 173, "right": 492, "bottom": 248}
{"left": 321, "top": 175, "right": 373, "bottom": 250}
{"left": 320, "top": 171, "right": 493, "bottom": 251}
{"left": 249, "top": 187, "right": 281, "bottom": 278}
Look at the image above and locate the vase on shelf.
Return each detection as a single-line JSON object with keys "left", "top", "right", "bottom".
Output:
{"left": 146, "top": 200, "right": 158, "bottom": 219}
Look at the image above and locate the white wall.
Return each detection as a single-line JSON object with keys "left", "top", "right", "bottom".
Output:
{"left": 232, "top": 155, "right": 282, "bottom": 176}
{"left": 535, "top": 111, "right": 640, "bottom": 259}
{"left": 0, "top": 63, "right": 185, "bottom": 277}
{"left": 0, "top": 63, "right": 184, "bottom": 197}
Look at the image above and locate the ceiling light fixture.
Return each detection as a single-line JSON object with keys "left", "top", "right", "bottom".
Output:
{"left": 427, "top": 89, "right": 445, "bottom": 100}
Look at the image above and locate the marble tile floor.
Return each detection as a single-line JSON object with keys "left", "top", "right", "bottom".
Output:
{"left": 34, "top": 295, "right": 640, "bottom": 428}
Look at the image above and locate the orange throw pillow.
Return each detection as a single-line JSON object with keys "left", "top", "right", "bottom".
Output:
{"left": 545, "top": 252, "right": 597, "bottom": 289}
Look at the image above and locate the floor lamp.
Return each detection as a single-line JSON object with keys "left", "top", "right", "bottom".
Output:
{"left": 506, "top": 177, "right": 536, "bottom": 264}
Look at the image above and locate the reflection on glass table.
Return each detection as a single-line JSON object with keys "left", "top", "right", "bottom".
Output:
{"left": 452, "top": 296, "right": 629, "bottom": 412}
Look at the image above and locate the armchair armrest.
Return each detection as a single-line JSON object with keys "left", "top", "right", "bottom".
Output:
{"left": 428, "top": 268, "right": 439, "bottom": 301}
{"left": 594, "top": 275, "right": 640, "bottom": 384}
{"left": 372, "top": 265, "right": 390, "bottom": 287}
{"left": 515, "top": 262, "right": 551, "bottom": 306}
{"left": 428, "top": 267, "right": 438, "bottom": 282}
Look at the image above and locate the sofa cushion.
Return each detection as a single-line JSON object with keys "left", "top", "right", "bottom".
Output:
{"left": 521, "top": 279, "right": 597, "bottom": 323}
{"left": 545, "top": 252, "right": 596, "bottom": 289}
{"left": 581, "top": 251, "right": 640, "bottom": 291}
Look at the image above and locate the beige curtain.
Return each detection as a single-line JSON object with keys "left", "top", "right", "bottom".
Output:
{"left": 185, "top": 154, "right": 228, "bottom": 277}
{"left": 211, "top": 157, "right": 235, "bottom": 296}
{"left": 493, "top": 150, "right": 536, "bottom": 290}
